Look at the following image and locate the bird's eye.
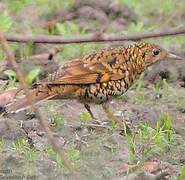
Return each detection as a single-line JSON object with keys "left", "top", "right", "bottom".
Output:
{"left": 152, "top": 49, "right": 160, "bottom": 56}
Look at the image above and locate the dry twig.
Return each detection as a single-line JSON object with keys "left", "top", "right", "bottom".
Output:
{"left": 0, "top": 32, "right": 75, "bottom": 174}
{"left": 29, "top": 47, "right": 63, "bottom": 61}
{"left": 3, "top": 27, "right": 185, "bottom": 44}
{"left": 66, "top": 122, "right": 112, "bottom": 130}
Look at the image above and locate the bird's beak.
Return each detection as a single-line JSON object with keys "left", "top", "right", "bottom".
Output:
{"left": 167, "top": 52, "right": 183, "bottom": 60}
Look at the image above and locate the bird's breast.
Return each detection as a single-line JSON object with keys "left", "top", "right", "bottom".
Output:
{"left": 79, "top": 56, "right": 146, "bottom": 104}
{"left": 80, "top": 78, "right": 129, "bottom": 104}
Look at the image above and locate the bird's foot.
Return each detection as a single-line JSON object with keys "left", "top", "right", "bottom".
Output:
{"left": 84, "top": 103, "right": 97, "bottom": 119}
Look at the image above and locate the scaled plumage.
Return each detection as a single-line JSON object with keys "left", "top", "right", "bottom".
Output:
{"left": 5, "top": 42, "right": 182, "bottom": 125}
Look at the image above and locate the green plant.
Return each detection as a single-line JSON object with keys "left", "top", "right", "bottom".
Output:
{"left": 25, "top": 67, "right": 40, "bottom": 85}
{"left": 24, "top": 148, "right": 38, "bottom": 177}
{"left": 67, "top": 147, "right": 80, "bottom": 161}
{"left": 130, "top": 74, "right": 147, "bottom": 103}
{"left": 111, "top": 120, "right": 117, "bottom": 129}
{"left": 80, "top": 112, "right": 90, "bottom": 123}
{"left": 47, "top": 146, "right": 64, "bottom": 168}
{"left": 25, "top": 148, "right": 38, "bottom": 163}
{"left": 122, "top": 22, "right": 149, "bottom": 35}
{"left": 173, "top": 96, "right": 185, "bottom": 111}
{"left": 134, "top": 73, "right": 145, "bottom": 92}
{"left": 49, "top": 21, "right": 100, "bottom": 60}
{"left": 154, "top": 79, "right": 177, "bottom": 99}
{"left": 3, "top": 69, "right": 17, "bottom": 85}
{"left": 125, "top": 131, "right": 137, "bottom": 163}
{"left": 154, "top": 79, "right": 163, "bottom": 98}
{"left": 178, "top": 166, "right": 185, "bottom": 180}
{"left": 146, "top": 113, "right": 173, "bottom": 153}
{"left": 134, "top": 91, "right": 147, "bottom": 103}
{"left": 125, "top": 112, "right": 175, "bottom": 163}
{"left": 156, "top": 112, "right": 174, "bottom": 141}
{"left": 54, "top": 21, "right": 85, "bottom": 36}
{"left": 12, "top": 137, "right": 27, "bottom": 154}
{"left": 161, "top": 79, "right": 174, "bottom": 97}
{"left": 12, "top": 137, "right": 38, "bottom": 176}
{"left": 50, "top": 114, "right": 64, "bottom": 127}
{"left": 118, "top": 0, "right": 185, "bottom": 51}
{"left": 47, "top": 146, "right": 80, "bottom": 169}
{"left": 0, "top": 10, "right": 13, "bottom": 32}
{"left": 46, "top": 104, "right": 64, "bottom": 127}
{"left": 18, "top": 42, "right": 34, "bottom": 59}
{"left": 4, "top": 0, "right": 35, "bottom": 13}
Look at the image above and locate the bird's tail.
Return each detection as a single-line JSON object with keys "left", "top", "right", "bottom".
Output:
{"left": 5, "top": 86, "right": 57, "bottom": 113}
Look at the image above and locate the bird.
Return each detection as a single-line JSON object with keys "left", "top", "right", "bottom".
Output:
{"left": 5, "top": 42, "right": 182, "bottom": 129}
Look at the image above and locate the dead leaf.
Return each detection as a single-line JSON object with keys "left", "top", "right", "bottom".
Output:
{"left": 42, "top": 20, "right": 57, "bottom": 30}
{"left": 116, "top": 163, "right": 138, "bottom": 175}
{"left": 142, "top": 161, "right": 159, "bottom": 173}
{"left": 117, "top": 161, "right": 159, "bottom": 176}
{"left": 0, "top": 88, "right": 18, "bottom": 107}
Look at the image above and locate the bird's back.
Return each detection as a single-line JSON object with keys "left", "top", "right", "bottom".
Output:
{"left": 5, "top": 43, "right": 149, "bottom": 112}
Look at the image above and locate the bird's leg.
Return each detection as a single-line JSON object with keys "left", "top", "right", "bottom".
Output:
{"left": 102, "top": 103, "right": 128, "bottom": 133}
{"left": 84, "top": 103, "right": 97, "bottom": 119}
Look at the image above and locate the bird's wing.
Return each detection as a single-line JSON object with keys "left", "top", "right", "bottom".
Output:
{"left": 41, "top": 49, "right": 127, "bottom": 85}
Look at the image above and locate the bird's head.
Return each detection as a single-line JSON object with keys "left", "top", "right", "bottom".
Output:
{"left": 137, "top": 42, "right": 183, "bottom": 66}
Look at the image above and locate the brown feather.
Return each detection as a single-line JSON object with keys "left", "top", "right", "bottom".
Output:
{"left": 5, "top": 84, "right": 79, "bottom": 112}
{"left": 39, "top": 49, "right": 127, "bottom": 85}
{"left": 5, "top": 42, "right": 174, "bottom": 114}
{"left": 5, "top": 88, "right": 55, "bottom": 113}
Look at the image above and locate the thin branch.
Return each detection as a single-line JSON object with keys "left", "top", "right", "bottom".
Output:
{"left": 4, "top": 27, "right": 185, "bottom": 44}
{"left": 0, "top": 33, "right": 75, "bottom": 174}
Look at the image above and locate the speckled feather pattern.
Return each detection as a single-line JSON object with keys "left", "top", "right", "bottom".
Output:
{"left": 6, "top": 42, "right": 166, "bottom": 112}
{"left": 36, "top": 43, "right": 148, "bottom": 104}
